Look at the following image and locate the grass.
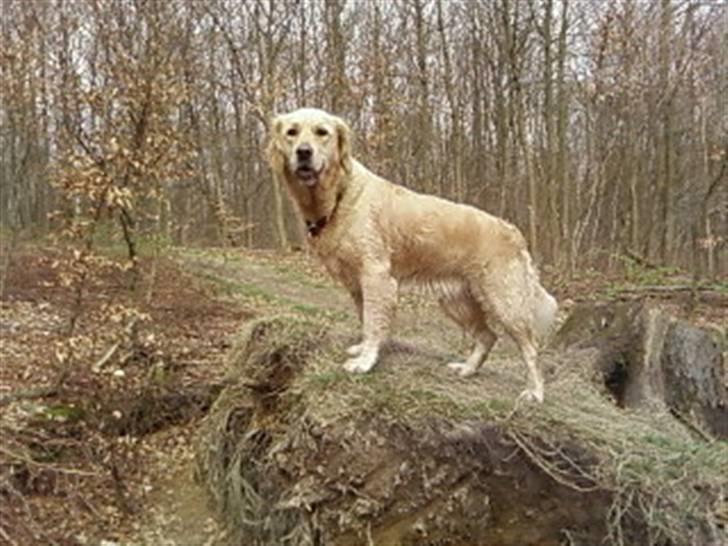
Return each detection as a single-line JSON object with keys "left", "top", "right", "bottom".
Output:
{"left": 185, "top": 258, "right": 356, "bottom": 328}
{"left": 291, "top": 302, "right": 349, "bottom": 321}
{"left": 175, "top": 248, "right": 354, "bottom": 322}
{"left": 195, "top": 270, "right": 275, "bottom": 301}
{"left": 713, "top": 280, "right": 728, "bottom": 295}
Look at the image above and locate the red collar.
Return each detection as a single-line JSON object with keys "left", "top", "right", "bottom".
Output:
{"left": 304, "top": 190, "right": 343, "bottom": 238}
{"left": 306, "top": 216, "right": 328, "bottom": 238}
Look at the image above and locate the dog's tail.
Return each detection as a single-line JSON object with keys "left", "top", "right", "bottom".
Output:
{"left": 533, "top": 284, "right": 558, "bottom": 341}
{"left": 524, "top": 252, "right": 558, "bottom": 342}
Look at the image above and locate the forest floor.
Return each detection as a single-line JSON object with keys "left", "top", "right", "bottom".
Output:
{"left": 0, "top": 242, "right": 725, "bottom": 545}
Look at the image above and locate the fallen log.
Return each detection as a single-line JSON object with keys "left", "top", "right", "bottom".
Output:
{"left": 554, "top": 301, "right": 727, "bottom": 439}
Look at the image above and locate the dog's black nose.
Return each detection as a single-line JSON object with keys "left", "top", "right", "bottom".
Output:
{"left": 296, "top": 144, "right": 313, "bottom": 161}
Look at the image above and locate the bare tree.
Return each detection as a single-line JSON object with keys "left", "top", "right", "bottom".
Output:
{"left": 1, "top": 0, "right": 725, "bottom": 276}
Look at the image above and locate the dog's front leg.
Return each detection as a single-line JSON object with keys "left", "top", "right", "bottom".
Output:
{"left": 344, "top": 285, "right": 365, "bottom": 356}
{"left": 343, "top": 268, "right": 397, "bottom": 373}
{"left": 339, "top": 277, "right": 365, "bottom": 356}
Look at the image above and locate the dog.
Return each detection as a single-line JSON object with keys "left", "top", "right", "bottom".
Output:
{"left": 266, "top": 108, "right": 557, "bottom": 402}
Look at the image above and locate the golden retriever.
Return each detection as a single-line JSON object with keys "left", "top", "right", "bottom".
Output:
{"left": 266, "top": 108, "right": 557, "bottom": 402}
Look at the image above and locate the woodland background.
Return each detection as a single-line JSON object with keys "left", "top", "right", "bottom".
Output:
{"left": 1, "top": 0, "right": 726, "bottom": 277}
{"left": 1, "top": 2, "right": 726, "bottom": 544}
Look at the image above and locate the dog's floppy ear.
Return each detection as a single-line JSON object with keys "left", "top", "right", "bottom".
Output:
{"left": 265, "top": 116, "right": 285, "bottom": 176}
{"left": 335, "top": 117, "right": 352, "bottom": 175}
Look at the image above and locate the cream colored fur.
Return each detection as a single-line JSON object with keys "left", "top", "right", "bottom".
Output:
{"left": 266, "top": 108, "right": 557, "bottom": 402}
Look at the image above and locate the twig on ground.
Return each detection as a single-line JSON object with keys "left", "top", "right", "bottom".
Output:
{"left": 92, "top": 341, "right": 121, "bottom": 373}
{"left": 0, "top": 385, "right": 59, "bottom": 408}
{"left": 617, "top": 284, "right": 723, "bottom": 296}
{"left": 624, "top": 249, "right": 658, "bottom": 270}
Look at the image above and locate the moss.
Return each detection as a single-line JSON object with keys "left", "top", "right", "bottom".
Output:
{"left": 40, "top": 404, "right": 85, "bottom": 423}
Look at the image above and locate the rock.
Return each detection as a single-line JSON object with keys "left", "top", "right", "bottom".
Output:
{"left": 554, "top": 301, "right": 727, "bottom": 439}
{"left": 195, "top": 315, "right": 726, "bottom": 546}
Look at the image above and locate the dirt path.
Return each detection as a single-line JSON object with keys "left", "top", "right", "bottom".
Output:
{"left": 180, "top": 248, "right": 485, "bottom": 357}
{"left": 119, "top": 426, "right": 228, "bottom": 546}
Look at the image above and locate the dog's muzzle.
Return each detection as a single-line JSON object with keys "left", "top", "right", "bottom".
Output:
{"left": 294, "top": 144, "right": 320, "bottom": 186}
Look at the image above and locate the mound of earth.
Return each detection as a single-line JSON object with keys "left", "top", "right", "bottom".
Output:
{"left": 195, "top": 308, "right": 727, "bottom": 546}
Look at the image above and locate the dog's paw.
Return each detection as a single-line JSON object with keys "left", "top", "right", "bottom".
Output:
{"left": 447, "top": 362, "right": 477, "bottom": 378}
{"left": 346, "top": 343, "right": 363, "bottom": 357}
{"left": 343, "top": 354, "right": 377, "bottom": 374}
{"left": 516, "top": 387, "right": 544, "bottom": 404}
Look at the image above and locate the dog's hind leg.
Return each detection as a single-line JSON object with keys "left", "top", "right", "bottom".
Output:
{"left": 512, "top": 334, "right": 543, "bottom": 403}
{"left": 470, "top": 269, "right": 545, "bottom": 403}
{"left": 485, "top": 309, "right": 543, "bottom": 402}
{"left": 439, "top": 289, "right": 498, "bottom": 377}
{"left": 447, "top": 331, "right": 498, "bottom": 377}
{"left": 475, "top": 310, "right": 543, "bottom": 402}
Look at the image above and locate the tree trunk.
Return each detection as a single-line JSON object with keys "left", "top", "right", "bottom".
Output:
{"left": 658, "top": 0, "right": 674, "bottom": 264}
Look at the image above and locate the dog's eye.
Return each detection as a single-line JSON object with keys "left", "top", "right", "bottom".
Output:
{"left": 286, "top": 127, "right": 298, "bottom": 137}
{"left": 315, "top": 127, "right": 329, "bottom": 137}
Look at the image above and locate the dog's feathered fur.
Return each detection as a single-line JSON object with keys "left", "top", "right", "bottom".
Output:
{"left": 266, "top": 108, "right": 557, "bottom": 402}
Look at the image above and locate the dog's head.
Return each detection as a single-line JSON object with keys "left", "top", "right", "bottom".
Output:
{"left": 266, "top": 108, "right": 352, "bottom": 188}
